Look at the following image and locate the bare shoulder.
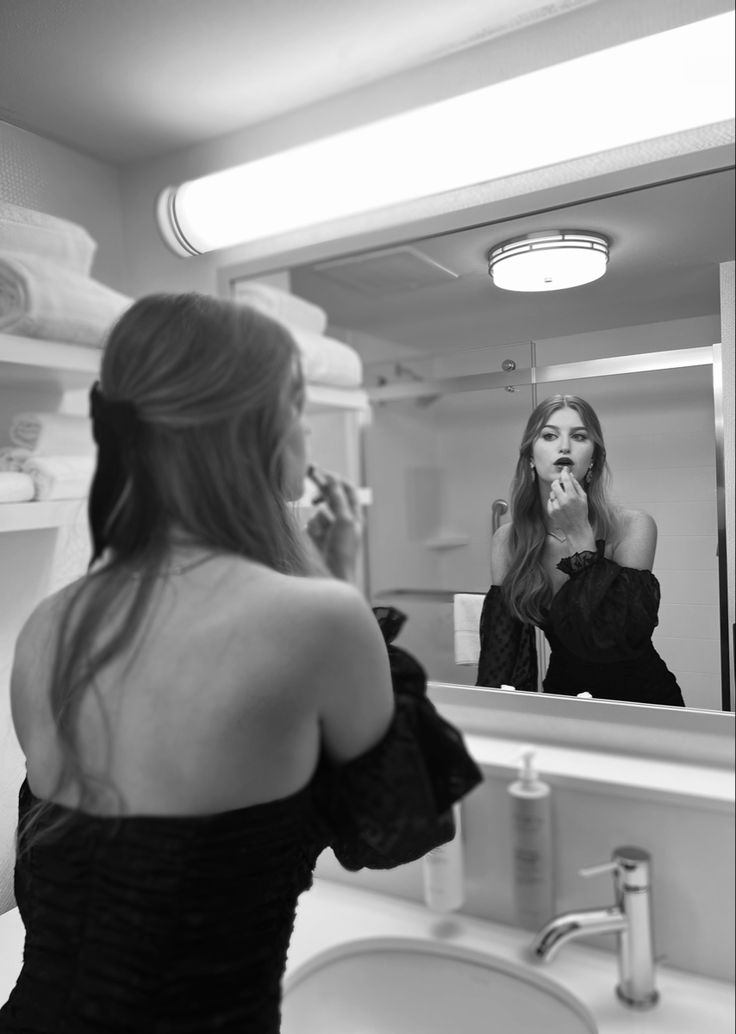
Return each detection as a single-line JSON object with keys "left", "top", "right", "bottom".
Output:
{"left": 13, "top": 578, "right": 82, "bottom": 672}
{"left": 611, "top": 508, "right": 657, "bottom": 569}
{"left": 242, "top": 567, "right": 380, "bottom": 646}
{"left": 10, "top": 578, "right": 83, "bottom": 744}
{"left": 233, "top": 568, "right": 394, "bottom": 763}
{"left": 491, "top": 522, "right": 514, "bottom": 585}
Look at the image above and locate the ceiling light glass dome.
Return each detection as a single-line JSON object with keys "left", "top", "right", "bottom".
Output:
{"left": 488, "top": 231, "right": 610, "bottom": 292}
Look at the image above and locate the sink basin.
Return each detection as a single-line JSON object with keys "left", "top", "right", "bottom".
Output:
{"left": 281, "top": 936, "right": 598, "bottom": 1034}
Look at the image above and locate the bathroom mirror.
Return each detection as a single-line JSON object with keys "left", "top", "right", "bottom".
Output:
{"left": 219, "top": 163, "right": 734, "bottom": 716}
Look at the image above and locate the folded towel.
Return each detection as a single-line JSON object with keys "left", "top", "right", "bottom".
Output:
{"left": 453, "top": 593, "right": 485, "bottom": 666}
{"left": 288, "top": 326, "right": 363, "bottom": 388}
{"left": 0, "top": 471, "right": 35, "bottom": 503}
{"left": 10, "top": 412, "right": 94, "bottom": 455}
{"left": 22, "top": 455, "right": 95, "bottom": 501}
{"left": 0, "top": 446, "right": 33, "bottom": 471}
{"left": 234, "top": 281, "right": 327, "bottom": 334}
{"left": 0, "top": 202, "right": 97, "bottom": 275}
{"left": 0, "top": 252, "right": 133, "bottom": 347}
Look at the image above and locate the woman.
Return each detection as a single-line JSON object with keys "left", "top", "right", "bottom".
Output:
{"left": 1, "top": 293, "right": 481, "bottom": 1033}
{"left": 476, "top": 394, "right": 685, "bottom": 707}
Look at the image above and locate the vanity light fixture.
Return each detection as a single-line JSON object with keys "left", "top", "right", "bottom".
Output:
{"left": 488, "top": 231, "right": 610, "bottom": 292}
{"left": 156, "top": 11, "right": 734, "bottom": 257}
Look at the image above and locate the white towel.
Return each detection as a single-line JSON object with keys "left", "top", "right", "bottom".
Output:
{"left": 0, "top": 252, "right": 133, "bottom": 347}
{"left": 0, "top": 471, "right": 35, "bottom": 503}
{"left": 22, "top": 455, "right": 95, "bottom": 501}
{"left": 234, "top": 281, "right": 327, "bottom": 334}
{"left": 0, "top": 202, "right": 97, "bottom": 275}
{"left": 453, "top": 593, "right": 485, "bottom": 666}
{"left": 0, "top": 446, "right": 32, "bottom": 471}
{"left": 289, "top": 326, "right": 363, "bottom": 388}
{"left": 10, "top": 412, "right": 94, "bottom": 456}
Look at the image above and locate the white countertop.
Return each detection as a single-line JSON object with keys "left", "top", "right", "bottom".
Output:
{"left": 287, "top": 879, "right": 735, "bottom": 1034}
{"left": 0, "top": 882, "right": 733, "bottom": 1031}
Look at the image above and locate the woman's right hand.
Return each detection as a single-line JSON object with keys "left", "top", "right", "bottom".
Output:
{"left": 306, "top": 468, "right": 363, "bottom": 582}
{"left": 547, "top": 468, "right": 596, "bottom": 551}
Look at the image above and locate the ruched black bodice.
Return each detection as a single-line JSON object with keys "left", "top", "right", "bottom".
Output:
{"left": 0, "top": 608, "right": 482, "bottom": 1033}
{"left": 476, "top": 543, "right": 685, "bottom": 706}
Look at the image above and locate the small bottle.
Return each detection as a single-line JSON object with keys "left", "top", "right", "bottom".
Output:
{"left": 508, "top": 747, "right": 554, "bottom": 930}
{"left": 422, "top": 804, "right": 465, "bottom": 912}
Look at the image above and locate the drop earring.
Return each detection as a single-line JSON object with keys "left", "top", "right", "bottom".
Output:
{"left": 584, "top": 464, "right": 594, "bottom": 486}
{"left": 529, "top": 461, "right": 536, "bottom": 479}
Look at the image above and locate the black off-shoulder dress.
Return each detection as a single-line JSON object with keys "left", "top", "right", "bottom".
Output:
{"left": 476, "top": 541, "right": 685, "bottom": 707}
{"left": 0, "top": 609, "right": 482, "bottom": 1034}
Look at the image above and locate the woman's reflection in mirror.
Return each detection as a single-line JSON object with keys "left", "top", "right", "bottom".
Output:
{"left": 476, "top": 394, "right": 685, "bottom": 707}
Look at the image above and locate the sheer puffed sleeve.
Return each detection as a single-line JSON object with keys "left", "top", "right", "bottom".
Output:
{"left": 548, "top": 540, "right": 661, "bottom": 662}
{"left": 315, "top": 607, "right": 483, "bottom": 871}
{"left": 475, "top": 585, "right": 537, "bottom": 692}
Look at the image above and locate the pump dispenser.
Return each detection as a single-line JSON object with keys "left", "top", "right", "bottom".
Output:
{"left": 508, "top": 746, "right": 554, "bottom": 930}
{"left": 422, "top": 803, "right": 465, "bottom": 912}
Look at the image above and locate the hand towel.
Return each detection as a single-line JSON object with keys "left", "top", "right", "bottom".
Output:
{"left": 453, "top": 593, "right": 485, "bottom": 666}
{"left": 0, "top": 446, "right": 32, "bottom": 471}
{"left": 0, "top": 201, "right": 97, "bottom": 275}
{"left": 0, "top": 252, "right": 133, "bottom": 347}
{"left": 233, "top": 281, "right": 327, "bottom": 334}
{"left": 288, "top": 326, "right": 363, "bottom": 388}
{"left": 22, "top": 455, "right": 95, "bottom": 501}
{"left": 0, "top": 471, "right": 35, "bottom": 503}
{"left": 10, "top": 412, "right": 94, "bottom": 455}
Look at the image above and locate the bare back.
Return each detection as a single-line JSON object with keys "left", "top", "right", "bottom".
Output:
{"left": 10, "top": 554, "right": 394, "bottom": 817}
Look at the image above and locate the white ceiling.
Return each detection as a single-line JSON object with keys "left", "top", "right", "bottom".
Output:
{"left": 290, "top": 169, "right": 735, "bottom": 361}
{"left": 0, "top": 0, "right": 595, "bottom": 164}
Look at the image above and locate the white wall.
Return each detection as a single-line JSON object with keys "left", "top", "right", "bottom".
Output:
{"left": 0, "top": 121, "right": 127, "bottom": 292}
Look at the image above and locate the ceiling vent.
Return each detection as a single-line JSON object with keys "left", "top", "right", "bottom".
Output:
{"left": 311, "top": 245, "right": 458, "bottom": 296}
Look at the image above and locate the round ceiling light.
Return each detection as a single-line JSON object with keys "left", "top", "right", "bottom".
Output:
{"left": 488, "top": 231, "right": 610, "bottom": 292}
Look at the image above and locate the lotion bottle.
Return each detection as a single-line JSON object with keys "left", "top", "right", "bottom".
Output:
{"left": 508, "top": 747, "right": 554, "bottom": 930}
{"left": 422, "top": 804, "right": 465, "bottom": 912}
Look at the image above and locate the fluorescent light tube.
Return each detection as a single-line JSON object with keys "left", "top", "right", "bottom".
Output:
{"left": 158, "top": 11, "right": 735, "bottom": 256}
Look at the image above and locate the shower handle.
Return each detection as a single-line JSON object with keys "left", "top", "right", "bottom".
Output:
{"left": 491, "top": 499, "right": 508, "bottom": 536}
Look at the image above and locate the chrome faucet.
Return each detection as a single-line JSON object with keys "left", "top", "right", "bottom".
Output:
{"left": 529, "top": 846, "right": 659, "bottom": 1010}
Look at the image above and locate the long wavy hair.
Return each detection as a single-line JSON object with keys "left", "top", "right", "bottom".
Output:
{"left": 502, "top": 394, "right": 619, "bottom": 624}
{"left": 22, "top": 292, "right": 318, "bottom": 843}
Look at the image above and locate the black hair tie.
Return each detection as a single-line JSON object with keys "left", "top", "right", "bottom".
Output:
{"left": 89, "top": 381, "right": 139, "bottom": 446}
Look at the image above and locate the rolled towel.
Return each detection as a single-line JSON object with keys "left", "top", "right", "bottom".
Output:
{"left": 0, "top": 446, "right": 32, "bottom": 471}
{"left": 453, "top": 593, "right": 485, "bottom": 666}
{"left": 288, "top": 326, "right": 363, "bottom": 388}
{"left": 0, "top": 252, "right": 133, "bottom": 347}
{"left": 0, "top": 471, "right": 35, "bottom": 503}
{"left": 10, "top": 412, "right": 94, "bottom": 455}
{"left": 234, "top": 281, "right": 327, "bottom": 334}
{"left": 0, "top": 201, "right": 97, "bottom": 275}
{"left": 22, "top": 455, "right": 95, "bottom": 501}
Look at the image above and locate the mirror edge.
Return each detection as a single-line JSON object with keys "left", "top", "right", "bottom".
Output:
{"left": 429, "top": 682, "right": 735, "bottom": 768}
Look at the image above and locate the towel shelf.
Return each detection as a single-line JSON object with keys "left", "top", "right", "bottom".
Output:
{"left": 0, "top": 499, "right": 87, "bottom": 533}
{"left": 0, "top": 332, "right": 100, "bottom": 390}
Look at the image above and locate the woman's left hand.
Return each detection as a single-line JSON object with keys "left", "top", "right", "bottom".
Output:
{"left": 547, "top": 468, "right": 595, "bottom": 547}
{"left": 306, "top": 469, "right": 363, "bottom": 582}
